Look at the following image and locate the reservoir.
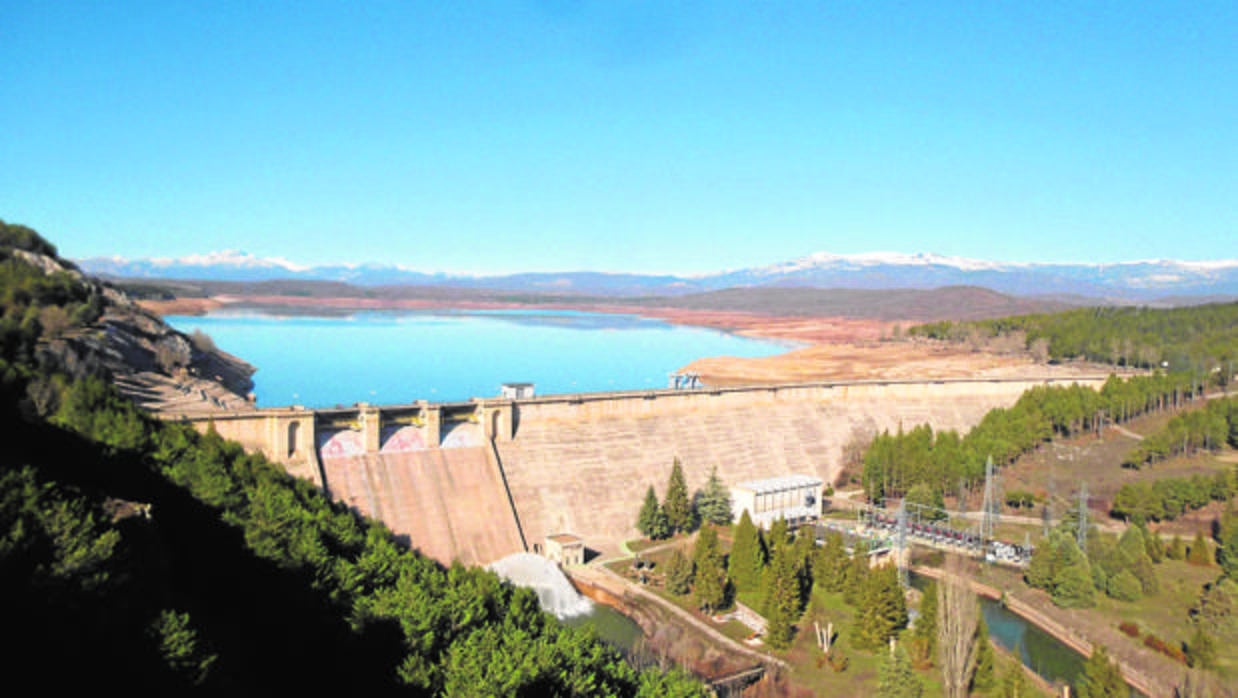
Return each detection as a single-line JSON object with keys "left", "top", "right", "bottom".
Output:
{"left": 167, "top": 308, "right": 796, "bottom": 407}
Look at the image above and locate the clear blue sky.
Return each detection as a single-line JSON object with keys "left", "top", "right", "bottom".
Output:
{"left": 2, "top": 2, "right": 1234, "bottom": 274}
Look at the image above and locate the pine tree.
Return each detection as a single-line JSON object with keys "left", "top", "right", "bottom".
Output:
{"left": 911, "top": 578, "right": 938, "bottom": 667}
{"left": 878, "top": 643, "right": 924, "bottom": 698}
{"left": 1075, "top": 645, "right": 1126, "bottom": 698}
{"left": 649, "top": 504, "right": 670, "bottom": 540}
{"left": 843, "top": 539, "right": 870, "bottom": 606}
{"left": 762, "top": 543, "right": 801, "bottom": 650}
{"left": 664, "top": 548, "right": 694, "bottom": 595}
{"left": 998, "top": 654, "right": 1031, "bottom": 698}
{"left": 1053, "top": 558, "right": 1097, "bottom": 608}
{"left": 813, "top": 529, "right": 848, "bottom": 593}
{"left": 1167, "top": 533, "right": 1186, "bottom": 560}
{"left": 695, "top": 466, "right": 733, "bottom": 526}
{"left": 728, "top": 510, "right": 765, "bottom": 592}
{"left": 1217, "top": 514, "right": 1238, "bottom": 578}
{"left": 1141, "top": 523, "right": 1165, "bottom": 563}
{"left": 971, "top": 613, "right": 995, "bottom": 693}
{"left": 663, "top": 458, "right": 694, "bottom": 534}
{"left": 791, "top": 529, "right": 815, "bottom": 611}
{"left": 767, "top": 516, "right": 790, "bottom": 553}
{"left": 1185, "top": 626, "right": 1217, "bottom": 670}
{"left": 1188, "top": 531, "right": 1212, "bottom": 566}
{"left": 853, "top": 564, "right": 908, "bottom": 650}
{"left": 1024, "top": 531, "right": 1059, "bottom": 591}
{"left": 692, "top": 526, "right": 727, "bottom": 613}
{"left": 636, "top": 485, "right": 660, "bottom": 538}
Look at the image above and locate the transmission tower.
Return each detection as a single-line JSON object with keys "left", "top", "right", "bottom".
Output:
{"left": 980, "top": 455, "right": 1000, "bottom": 542}
{"left": 896, "top": 498, "right": 909, "bottom": 589}
{"left": 1076, "top": 481, "right": 1089, "bottom": 551}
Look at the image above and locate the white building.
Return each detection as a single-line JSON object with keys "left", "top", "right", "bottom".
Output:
{"left": 731, "top": 474, "right": 823, "bottom": 529}
{"left": 501, "top": 382, "right": 535, "bottom": 399}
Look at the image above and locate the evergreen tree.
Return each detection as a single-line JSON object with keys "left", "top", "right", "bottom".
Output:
{"left": 636, "top": 485, "right": 660, "bottom": 538}
{"left": 1106, "top": 569, "right": 1142, "bottom": 602}
{"left": 1076, "top": 645, "right": 1126, "bottom": 698}
{"left": 998, "top": 653, "right": 1031, "bottom": 698}
{"left": 664, "top": 548, "right": 694, "bottom": 596}
{"left": 1053, "top": 559, "right": 1097, "bottom": 608}
{"left": 1188, "top": 531, "right": 1212, "bottom": 566}
{"left": 844, "top": 539, "right": 870, "bottom": 605}
{"left": 767, "top": 516, "right": 791, "bottom": 553}
{"left": 791, "top": 529, "right": 816, "bottom": 610}
{"left": 762, "top": 543, "right": 801, "bottom": 650}
{"left": 813, "top": 529, "right": 849, "bottom": 593}
{"left": 1217, "top": 514, "right": 1238, "bottom": 578}
{"left": 1185, "top": 627, "right": 1217, "bottom": 670}
{"left": 905, "top": 482, "right": 946, "bottom": 521}
{"left": 1141, "top": 523, "right": 1165, "bottom": 563}
{"left": 649, "top": 504, "right": 671, "bottom": 540}
{"left": 910, "top": 578, "right": 938, "bottom": 667}
{"left": 1167, "top": 534, "right": 1186, "bottom": 560}
{"left": 1024, "top": 531, "right": 1062, "bottom": 591}
{"left": 853, "top": 564, "right": 908, "bottom": 650}
{"left": 727, "top": 510, "right": 765, "bottom": 592}
{"left": 692, "top": 526, "right": 727, "bottom": 613}
{"left": 878, "top": 643, "right": 924, "bottom": 698}
{"left": 971, "top": 613, "right": 995, "bottom": 693}
{"left": 1191, "top": 577, "right": 1238, "bottom": 634}
{"left": 695, "top": 466, "right": 733, "bottom": 526}
{"left": 663, "top": 458, "right": 694, "bottom": 533}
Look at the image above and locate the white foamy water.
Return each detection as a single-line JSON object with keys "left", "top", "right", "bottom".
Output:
{"left": 488, "top": 552, "right": 594, "bottom": 619}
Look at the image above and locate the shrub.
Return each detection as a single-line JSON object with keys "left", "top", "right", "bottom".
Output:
{"left": 1117, "top": 621, "right": 1140, "bottom": 638}
{"left": 1185, "top": 628, "right": 1217, "bottom": 669}
{"left": 826, "top": 647, "right": 849, "bottom": 673}
{"left": 1143, "top": 634, "right": 1188, "bottom": 664}
{"left": 1107, "top": 570, "right": 1142, "bottom": 602}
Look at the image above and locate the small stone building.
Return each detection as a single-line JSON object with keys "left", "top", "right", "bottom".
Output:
{"left": 731, "top": 474, "right": 823, "bottom": 529}
{"left": 501, "top": 382, "right": 535, "bottom": 399}
{"left": 544, "top": 533, "right": 584, "bottom": 567}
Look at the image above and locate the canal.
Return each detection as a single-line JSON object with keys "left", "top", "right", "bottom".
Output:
{"left": 913, "top": 572, "right": 1140, "bottom": 696}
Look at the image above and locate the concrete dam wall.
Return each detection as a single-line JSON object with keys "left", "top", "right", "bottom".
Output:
{"left": 318, "top": 423, "right": 525, "bottom": 567}
{"left": 186, "top": 376, "right": 1108, "bottom": 566}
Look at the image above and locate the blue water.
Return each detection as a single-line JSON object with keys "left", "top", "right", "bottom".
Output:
{"left": 167, "top": 308, "right": 797, "bottom": 408}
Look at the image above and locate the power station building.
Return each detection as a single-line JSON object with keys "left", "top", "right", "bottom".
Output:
{"left": 731, "top": 474, "right": 824, "bottom": 529}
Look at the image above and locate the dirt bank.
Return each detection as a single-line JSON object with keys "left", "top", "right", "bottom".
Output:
{"left": 680, "top": 340, "right": 1109, "bottom": 386}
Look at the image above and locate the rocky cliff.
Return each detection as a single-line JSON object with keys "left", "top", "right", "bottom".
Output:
{"left": 16, "top": 249, "right": 256, "bottom": 413}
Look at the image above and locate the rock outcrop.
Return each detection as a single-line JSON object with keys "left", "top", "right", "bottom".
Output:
{"left": 16, "top": 249, "right": 256, "bottom": 412}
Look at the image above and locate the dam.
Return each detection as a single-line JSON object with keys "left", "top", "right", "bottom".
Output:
{"left": 183, "top": 376, "right": 1109, "bottom": 566}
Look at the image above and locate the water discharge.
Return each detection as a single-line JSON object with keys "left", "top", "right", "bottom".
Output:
{"left": 488, "top": 552, "right": 594, "bottom": 620}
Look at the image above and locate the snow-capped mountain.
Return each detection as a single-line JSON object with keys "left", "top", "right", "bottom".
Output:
{"left": 76, "top": 251, "right": 1238, "bottom": 302}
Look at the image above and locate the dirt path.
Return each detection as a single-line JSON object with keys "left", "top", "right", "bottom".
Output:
{"left": 1111, "top": 424, "right": 1146, "bottom": 441}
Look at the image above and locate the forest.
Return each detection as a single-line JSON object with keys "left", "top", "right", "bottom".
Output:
{"left": 860, "top": 373, "right": 1215, "bottom": 504}
{"left": 0, "top": 220, "right": 705, "bottom": 695}
{"left": 911, "top": 301, "right": 1238, "bottom": 380}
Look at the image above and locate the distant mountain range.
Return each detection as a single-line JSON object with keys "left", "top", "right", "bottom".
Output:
{"left": 78, "top": 250, "right": 1238, "bottom": 304}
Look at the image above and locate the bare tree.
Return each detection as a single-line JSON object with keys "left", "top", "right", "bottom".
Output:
{"left": 937, "top": 555, "right": 980, "bottom": 698}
